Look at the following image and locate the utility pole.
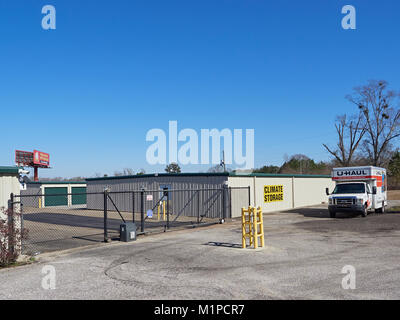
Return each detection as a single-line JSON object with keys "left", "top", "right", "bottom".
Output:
{"left": 221, "top": 150, "right": 226, "bottom": 172}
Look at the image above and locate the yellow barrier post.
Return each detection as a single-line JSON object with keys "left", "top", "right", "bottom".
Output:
{"left": 252, "top": 206, "right": 264, "bottom": 249}
{"left": 252, "top": 207, "right": 258, "bottom": 249}
{"left": 163, "top": 200, "right": 166, "bottom": 221}
{"left": 258, "top": 207, "right": 265, "bottom": 248}
{"left": 242, "top": 206, "right": 264, "bottom": 249}
{"left": 241, "top": 206, "right": 254, "bottom": 248}
{"left": 157, "top": 204, "right": 160, "bottom": 221}
{"left": 241, "top": 208, "right": 246, "bottom": 248}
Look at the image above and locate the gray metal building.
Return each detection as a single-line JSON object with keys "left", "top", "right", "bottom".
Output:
{"left": 86, "top": 173, "right": 235, "bottom": 219}
{"left": 86, "top": 172, "right": 334, "bottom": 218}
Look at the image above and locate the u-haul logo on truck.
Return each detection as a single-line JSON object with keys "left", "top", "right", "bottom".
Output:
{"left": 336, "top": 170, "right": 367, "bottom": 176}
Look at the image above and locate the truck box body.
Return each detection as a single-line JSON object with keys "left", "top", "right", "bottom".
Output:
{"left": 328, "top": 166, "right": 387, "bottom": 217}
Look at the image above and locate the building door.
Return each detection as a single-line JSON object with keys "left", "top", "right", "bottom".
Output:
{"left": 71, "top": 187, "right": 87, "bottom": 205}
{"left": 44, "top": 187, "right": 68, "bottom": 207}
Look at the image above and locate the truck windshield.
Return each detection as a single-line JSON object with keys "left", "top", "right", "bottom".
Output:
{"left": 333, "top": 183, "right": 365, "bottom": 194}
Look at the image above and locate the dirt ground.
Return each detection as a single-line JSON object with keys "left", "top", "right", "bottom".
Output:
{"left": 387, "top": 190, "right": 400, "bottom": 200}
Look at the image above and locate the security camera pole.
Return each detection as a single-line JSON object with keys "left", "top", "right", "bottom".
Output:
{"left": 221, "top": 150, "right": 226, "bottom": 172}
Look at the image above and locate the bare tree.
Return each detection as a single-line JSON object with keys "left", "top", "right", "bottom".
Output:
{"left": 323, "top": 113, "right": 366, "bottom": 166}
{"left": 347, "top": 80, "right": 400, "bottom": 166}
{"left": 114, "top": 168, "right": 135, "bottom": 176}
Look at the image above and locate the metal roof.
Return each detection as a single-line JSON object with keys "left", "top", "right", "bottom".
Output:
{"left": 230, "top": 172, "right": 331, "bottom": 178}
{"left": 27, "top": 181, "right": 86, "bottom": 185}
{"left": 86, "top": 172, "right": 230, "bottom": 181}
{"left": 86, "top": 172, "right": 330, "bottom": 181}
{"left": 0, "top": 166, "right": 21, "bottom": 174}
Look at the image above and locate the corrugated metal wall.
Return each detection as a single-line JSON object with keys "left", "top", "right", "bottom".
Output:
{"left": 86, "top": 175, "right": 228, "bottom": 219}
{"left": 20, "top": 185, "right": 42, "bottom": 207}
{"left": 86, "top": 174, "right": 334, "bottom": 219}
{"left": 0, "top": 174, "right": 20, "bottom": 210}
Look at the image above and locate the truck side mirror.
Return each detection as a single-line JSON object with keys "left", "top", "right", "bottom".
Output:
{"left": 372, "top": 186, "right": 377, "bottom": 195}
{"left": 325, "top": 188, "right": 329, "bottom": 196}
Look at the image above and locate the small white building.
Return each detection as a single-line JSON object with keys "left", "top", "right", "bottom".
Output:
{"left": 0, "top": 166, "right": 21, "bottom": 210}
{"left": 22, "top": 181, "right": 87, "bottom": 208}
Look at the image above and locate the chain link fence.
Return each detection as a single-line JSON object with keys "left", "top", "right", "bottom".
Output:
{"left": 10, "top": 186, "right": 250, "bottom": 255}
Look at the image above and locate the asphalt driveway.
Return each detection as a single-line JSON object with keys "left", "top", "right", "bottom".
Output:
{"left": 1, "top": 204, "right": 399, "bottom": 299}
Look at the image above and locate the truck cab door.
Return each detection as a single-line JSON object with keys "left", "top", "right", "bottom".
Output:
{"left": 366, "top": 184, "right": 373, "bottom": 209}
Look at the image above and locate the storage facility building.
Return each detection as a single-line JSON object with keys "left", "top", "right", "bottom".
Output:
{"left": 86, "top": 173, "right": 335, "bottom": 218}
{"left": 22, "top": 181, "right": 87, "bottom": 208}
{"left": 0, "top": 166, "right": 21, "bottom": 210}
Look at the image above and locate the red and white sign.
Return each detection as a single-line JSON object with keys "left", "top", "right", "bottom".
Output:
{"left": 33, "top": 150, "right": 50, "bottom": 167}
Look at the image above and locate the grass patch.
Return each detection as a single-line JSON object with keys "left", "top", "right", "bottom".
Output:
{"left": 0, "top": 256, "right": 36, "bottom": 270}
{"left": 387, "top": 206, "right": 400, "bottom": 213}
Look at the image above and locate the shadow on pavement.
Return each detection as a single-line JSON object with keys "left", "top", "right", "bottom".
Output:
{"left": 204, "top": 241, "right": 242, "bottom": 249}
{"left": 283, "top": 207, "right": 362, "bottom": 219}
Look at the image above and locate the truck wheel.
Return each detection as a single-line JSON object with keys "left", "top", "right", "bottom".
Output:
{"left": 361, "top": 206, "right": 368, "bottom": 218}
{"left": 375, "top": 202, "right": 385, "bottom": 214}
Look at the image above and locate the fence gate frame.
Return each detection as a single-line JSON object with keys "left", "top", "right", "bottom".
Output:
{"left": 10, "top": 185, "right": 250, "bottom": 254}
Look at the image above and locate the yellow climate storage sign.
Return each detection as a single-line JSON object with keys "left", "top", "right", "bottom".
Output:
{"left": 264, "top": 185, "right": 284, "bottom": 202}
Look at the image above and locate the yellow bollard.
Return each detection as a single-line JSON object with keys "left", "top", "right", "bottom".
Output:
{"left": 163, "top": 200, "right": 166, "bottom": 221}
{"left": 252, "top": 207, "right": 258, "bottom": 249}
{"left": 241, "top": 206, "right": 254, "bottom": 248}
{"left": 241, "top": 208, "right": 246, "bottom": 248}
{"left": 252, "top": 206, "right": 265, "bottom": 249}
{"left": 258, "top": 207, "right": 265, "bottom": 248}
{"left": 242, "top": 206, "right": 264, "bottom": 249}
{"left": 157, "top": 203, "right": 160, "bottom": 221}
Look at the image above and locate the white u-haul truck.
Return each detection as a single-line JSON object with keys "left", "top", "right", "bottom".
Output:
{"left": 326, "top": 166, "right": 387, "bottom": 218}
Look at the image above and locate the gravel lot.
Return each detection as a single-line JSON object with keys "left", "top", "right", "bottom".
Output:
{"left": 1, "top": 203, "right": 399, "bottom": 300}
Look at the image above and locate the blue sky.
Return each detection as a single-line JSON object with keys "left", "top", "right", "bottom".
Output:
{"left": 1, "top": 0, "right": 399, "bottom": 177}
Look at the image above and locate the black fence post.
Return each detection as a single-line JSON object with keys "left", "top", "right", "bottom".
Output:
{"left": 222, "top": 185, "right": 226, "bottom": 221}
{"left": 9, "top": 192, "right": 14, "bottom": 215}
{"left": 132, "top": 192, "right": 135, "bottom": 223}
{"left": 248, "top": 186, "right": 251, "bottom": 206}
{"left": 103, "top": 190, "right": 108, "bottom": 242}
{"left": 197, "top": 190, "right": 200, "bottom": 224}
{"left": 166, "top": 190, "right": 170, "bottom": 229}
{"left": 8, "top": 193, "right": 15, "bottom": 255}
{"left": 140, "top": 189, "right": 145, "bottom": 233}
{"left": 229, "top": 187, "right": 232, "bottom": 219}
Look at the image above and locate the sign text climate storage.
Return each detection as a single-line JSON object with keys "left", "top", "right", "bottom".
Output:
{"left": 264, "top": 185, "right": 284, "bottom": 202}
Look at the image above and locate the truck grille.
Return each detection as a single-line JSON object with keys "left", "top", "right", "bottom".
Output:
{"left": 335, "top": 198, "right": 354, "bottom": 207}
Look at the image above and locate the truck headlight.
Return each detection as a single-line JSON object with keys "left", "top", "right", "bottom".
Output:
{"left": 329, "top": 198, "right": 333, "bottom": 205}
